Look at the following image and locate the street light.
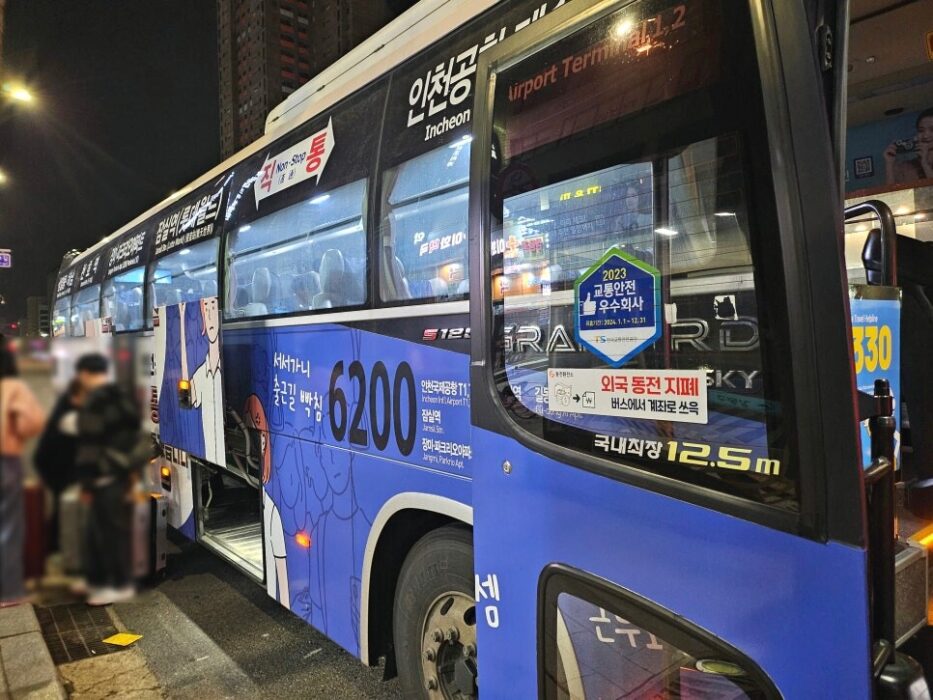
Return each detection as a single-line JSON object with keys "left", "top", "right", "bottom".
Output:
{"left": 0, "top": 169, "right": 7, "bottom": 186}
{"left": 1, "top": 82, "right": 36, "bottom": 106}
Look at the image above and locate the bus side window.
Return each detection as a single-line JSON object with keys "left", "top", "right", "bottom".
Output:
{"left": 379, "top": 138, "right": 471, "bottom": 303}
{"left": 148, "top": 239, "right": 219, "bottom": 318}
{"left": 70, "top": 284, "right": 101, "bottom": 337}
{"left": 102, "top": 265, "right": 146, "bottom": 332}
{"left": 225, "top": 178, "right": 368, "bottom": 319}
{"left": 52, "top": 296, "right": 72, "bottom": 337}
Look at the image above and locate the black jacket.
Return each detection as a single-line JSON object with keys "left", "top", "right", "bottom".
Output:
{"left": 76, "top": 384, "right": 141, "bottom": 486}
{"left": 34, "top": 394, "right": 80, "bottom": 493}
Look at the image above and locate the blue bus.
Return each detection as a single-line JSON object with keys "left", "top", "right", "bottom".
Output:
{"left": 53, "top": 0, "right": 933, "bottom": 697}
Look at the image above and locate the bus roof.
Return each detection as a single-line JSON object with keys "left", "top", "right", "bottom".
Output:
{"left": 62, "top": 0, "right": 497, "bottom": 275}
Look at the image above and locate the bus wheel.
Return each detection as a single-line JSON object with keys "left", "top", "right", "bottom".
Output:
{"left": 394, "top": 525, "right": 476, "bottom": 699}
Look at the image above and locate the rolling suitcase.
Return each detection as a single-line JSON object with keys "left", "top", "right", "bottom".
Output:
{"left": 59, "top": 485, "right": 87, "bottom": 575}
{"left": 23, "top": 481, "right": 46, "bottom": 579}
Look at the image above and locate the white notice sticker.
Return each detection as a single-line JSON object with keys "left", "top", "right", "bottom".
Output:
{"left": 547, "top": 368, "right": 708, "bottom": 424}
{"left": 254, "top": 118, "right": 334, "bottom": 207}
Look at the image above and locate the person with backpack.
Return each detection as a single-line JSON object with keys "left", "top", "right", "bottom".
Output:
{"left": 0, "top": 338, "right": 46, "bottom": 607}
{"left": 73, "top": 353, "right": 145, "bottom": 606}
{"left": 34, "top": 378, "right": 86, "bottom": 554}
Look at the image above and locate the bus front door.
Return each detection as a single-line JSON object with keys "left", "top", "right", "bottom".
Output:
{"left": 468, "top": 0, "right": 876, "bottom": 697}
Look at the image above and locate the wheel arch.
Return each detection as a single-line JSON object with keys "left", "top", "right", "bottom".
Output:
{"left": 360, "top": 493, "right": 473, "bottom": 669}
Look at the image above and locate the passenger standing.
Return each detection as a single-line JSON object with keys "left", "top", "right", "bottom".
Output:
{"left": 73, "top": 354, "right": 143, "bottom": 606}
{"left": 0, "top": 338, "right": 46, "bottom": 607}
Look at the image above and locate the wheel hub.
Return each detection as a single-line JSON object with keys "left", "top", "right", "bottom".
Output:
{"left": 420, "top": 592, "right": 477, "bottom": 699}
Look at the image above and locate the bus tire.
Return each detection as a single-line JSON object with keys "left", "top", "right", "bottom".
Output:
{"left": 393, "top": 524, "right": 476, "bottom": 699}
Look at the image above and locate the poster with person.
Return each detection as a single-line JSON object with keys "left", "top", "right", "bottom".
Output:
{"left": 847, "top": 107, "right": 933, "bottom": 193}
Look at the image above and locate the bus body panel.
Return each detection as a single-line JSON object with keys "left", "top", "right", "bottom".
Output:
{"left": 472, "top": 426, "right": 873, "bottom": 698}
{"left": 221, "top": 318, "right": 473, "bottom": 657}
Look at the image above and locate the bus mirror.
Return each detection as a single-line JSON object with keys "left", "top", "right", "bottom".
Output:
{"left": 862, "top": 228, "right": 884, "bottom": 286}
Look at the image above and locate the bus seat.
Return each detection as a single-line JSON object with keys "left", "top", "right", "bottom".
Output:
{"left": 428, "top": 277, "right": 448, "bottom": 298}
{"left": 244, "top": 267, "right": 272, "bottom": 316}
{"left": 202, "top": 279, "right": 218, "bottom": 299}
{"left": 292, "top": 271, "right": 321, "bottom": 310}
{"left": 381, "top": 244, "right": 412, "bottom": 300}
{"left": 233, "top": 284, "right": 249, "bottom": 312}
{"left": 313, "top": 249, "right": 346, "bottom": 309}
{"left": 457, "top": 279, "right": 470, "bottom": 295}
{"left": 161, "top": 288, "right": 182, "bottom": 307}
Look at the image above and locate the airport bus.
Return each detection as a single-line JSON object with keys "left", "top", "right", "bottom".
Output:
{"left": 52, "top": 0, "right": 933, "bottom": 696}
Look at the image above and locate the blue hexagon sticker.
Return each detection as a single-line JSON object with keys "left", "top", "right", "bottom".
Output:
{"left": 574, "top": 246, "right": 661, "bottom": 367}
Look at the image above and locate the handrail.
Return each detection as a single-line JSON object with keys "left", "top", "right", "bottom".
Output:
{"left": 845, "top": 199, "right": 897, "bottom": 286}
{"left": 865, "top": 378, "right": 897, "bottom": 649}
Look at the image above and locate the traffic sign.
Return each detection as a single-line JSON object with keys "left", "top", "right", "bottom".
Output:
{"left": 0, "top": 249, "right": 11, "bottom": 268}
{"left": 574, "top": 246, "right": 661, "bottom": 366}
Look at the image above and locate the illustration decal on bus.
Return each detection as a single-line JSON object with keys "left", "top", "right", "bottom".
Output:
{"left": 222, "top": 321, "right": 471, "bottom": 655}
{"left": 154, "top": 297, "right": 226, "bottom": 465}
{"left": 244, "top": 393, "right": 291, "bottom": 609}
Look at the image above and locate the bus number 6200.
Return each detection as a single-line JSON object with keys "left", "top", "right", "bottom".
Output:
{"left": 329, "top": 360, "right": 417, "bottom": 455}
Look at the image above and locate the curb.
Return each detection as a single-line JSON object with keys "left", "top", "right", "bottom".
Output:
{"left": 0, "top": 604, "right": 67, "bottom": 699}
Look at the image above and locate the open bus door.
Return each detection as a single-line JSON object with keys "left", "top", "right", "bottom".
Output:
{"left": 467, "top": 0, "right": 928, "bottom": 697}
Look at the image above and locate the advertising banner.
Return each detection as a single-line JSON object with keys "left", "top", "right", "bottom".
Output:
{"left": 850, "top": 287, "right": 901, "bottom": 467}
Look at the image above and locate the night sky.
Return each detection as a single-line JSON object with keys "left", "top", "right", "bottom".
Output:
{"left": 0, "top": 0, "right": 219, "bottom": 324}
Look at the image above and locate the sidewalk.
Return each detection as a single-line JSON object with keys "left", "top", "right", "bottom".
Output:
{"left": 0, "top": 604, "right": 66, "bottom": 700}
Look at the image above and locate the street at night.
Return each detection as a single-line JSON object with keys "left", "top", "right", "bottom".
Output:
{"left": 1, "top": 0, "right": 931, "bottom": 698}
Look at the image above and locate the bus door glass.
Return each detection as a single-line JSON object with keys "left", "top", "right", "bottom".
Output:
{"left": 471, "top": 0, "right": 872, "bottom": 696}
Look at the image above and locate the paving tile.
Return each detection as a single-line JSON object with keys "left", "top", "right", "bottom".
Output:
{"left": 0, "top": 630, "right": 65, "bottom": 699}
{"left": 0, "top": 605, "right": 40, "bottom": 639}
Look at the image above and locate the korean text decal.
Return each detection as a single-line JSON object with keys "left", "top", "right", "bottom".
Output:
{"left": 107, "top": 230, "right": 148, "bottom": 276}
{"left": 547, "top": 368, "right": 708, "bottom": 424}
{"left": 255, "top": 118, "right": 334, "bottom": 206}
{"left": 56, "top": 268, "right": 76, "bottom": 299}
{"left": 407, "top": 0, "right": 567, "bottom": 143}
{"left": 574, "top": 246, "right": 661, "bottom": 366}
{"left": 155, "top": 186, "right": 226, "bottom": 257}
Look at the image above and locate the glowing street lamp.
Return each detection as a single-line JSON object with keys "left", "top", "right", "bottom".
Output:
{"left": 0, "top": 169, "right": 8, "bottom": 186}
{"left": 1, "top": 82, "right": 36, "bottom": 105}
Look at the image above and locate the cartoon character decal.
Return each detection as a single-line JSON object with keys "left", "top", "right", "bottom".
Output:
{"left": 155, "top": 297, "right": 226, "bottom": 464}
{"left": 245, "top": 393, "right": 290, "bottom": 609}
{"left": 189, "top": 297, "right": 225, "bottom": 464}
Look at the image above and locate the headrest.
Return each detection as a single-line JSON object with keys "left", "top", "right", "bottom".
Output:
{"left": 252, "top": 268, "right": 273, "bottom": 302}
{"left": 319, "top": 250, "right": 345, "bottom": 293}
